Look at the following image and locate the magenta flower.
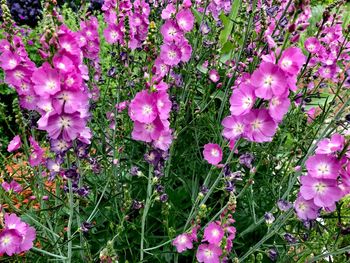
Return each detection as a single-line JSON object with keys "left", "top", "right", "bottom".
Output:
{"left": 161, "top": 3, "right": 176, "bottom": 20}
{"left": 160, "top": 43, "right": 182, "bottom": 66}
{"left": 268, "top": 96, "right": 291, "bottom": 122}
{"left": 278, "top": 47, "right": 306, "bottom": 76}
{"left": 300, "top": 176, "right": 343, "bottom": 207}
{"left": 52, "top": 90, "right": 89, "bottom": 115}
{"left": 153, "top": 129, "right": 173, "bottom": 151}
{"left": 154, "top": 57, "right": 169, "bottom": 77}
{"left": 203, "top": 143, "right": 223, "bottom": 165}
{"left": 209, "top": 69, "right": 220, "bottom": 83}
{"left": 251, "top": 62, "right": 287, "bottom": 99}
{"left": 7, "top": 135, "right": 21, "bottom": 152}
{"left": 45, "top": 113, "right": 85, "bottom": 141}
{"left": 179, "top": 39, "right": 192, "bottom": 62}
{"left": 0, "top": 51, "right": 21, "bottom": 70}
{"left": 160, "top": 20, "right": 182, "bottom": 43}
{"left": 131, "top": 118, "right": 164, "bottom": 143}
{"left": 176, "top": 9, "right": 195, "bottom": 32}
{"left": 29, "top": 136, "right": 45, "bottom": 167}
{"left": 305, "top": 154, "right": 340, "bottom": 179}
{"left": 196, "top": 244, "right": 222, "bottom": 263}
{"left": 229, "top": 84, "right": 255, "bottom": 116}
{"left": 0, "top": 229, "right": 22, "bottom": 256}
{"left": 1, "top": 180, "right": 22, "bottom": 193}
{"left": 156, "top": 91, "right": 172, "bottom": 120}
{"left": 221, "top": 115, "right": 245, "bottom": 140}
{"left": 19, "top": 225, "right": 36, "bottom": 252}
{"left": 243, "top": 109, "right": 277, "bottom": 142}
{"left": 294, "top": 195, "right": 320, "bottom": 220}
{"left": 203, "top": 222, "right": 224, "bottom": 245}
{"left": 31, "top": 62, "right": 61, "bottom": 98}
{"left": 129, "top": 90, "right": 158, "bottom": 124}
{"left": 316, "top": 133, "right": 345, "bottom": 155}
{"left": 172, "top": 233, "right": 193, "bottom": 253}
{"left": 304, "top": 37, "right": 321, "bottom": 54}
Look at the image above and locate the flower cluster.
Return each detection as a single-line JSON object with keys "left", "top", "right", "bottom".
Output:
{"left": 103, "top": 0, "right": 150, "bottom": 50}
{"left": 294, "top": 133, "right": 350, "bottom": 221}
{"left": 0, "top": 213, "right": 36, "bottom": 256}
{"left": 222, "top": 47, "right": 305, "bottom": 144}
{"left": 206, "top": 0, "right": 232, "bottom": 21}
{"left": 173, "top": 202, "right": 236, "bottom": 263}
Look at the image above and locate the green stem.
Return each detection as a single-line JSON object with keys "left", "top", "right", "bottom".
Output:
{"left": 67, "top": 180, "right": 74, "bottom": 263}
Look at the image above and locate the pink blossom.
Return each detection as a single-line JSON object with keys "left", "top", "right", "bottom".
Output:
{"left": 45, "top": 113, "right": 85, "bottom": 141}
{"left": 156, "top": 91, "right": 172, "bottom": 120}
{"left": 7, "top": 135, "right": 21, "bottom": 152}
{"left": 160, "top": 43, "right": 182, "bottom": 66}
{"left": 316, "top": 134, "right": 345, "bottom": 154}
{"left": 278, "top": 47, "right": 306, "bottom": 76}
{"left": 243, "top": 109, "right": 277, "bottom": 142}
{"left": 161, "top": 3, "right": 176, "bottom": 20}
{"left": 305, "top": 154, "right": 340, "bottom": 179}
{"left": 229, "top": 84, "right": 255, "bottom": 116}
{"left": 196, "top": 244, "right": 222, "bottom": 263}
{"left": 1, "top": 180, "right": 22, "bottom": 193}
{"left": 300, "top": 176, "right": 343, "bottom": 207}
{"left": 179, "top": 39, "right": 192, "bottom": 62}
{"left": 221, "top": 115, "right": 245, "bottom": 140}
{"left": 153, "top": 129, "right": 173, "bottom": 151}
{"left": 0, "top": 51, "right": 21, "bottom": 70}
{"left": 129, "top": 90, "right": 158, "bottom": 124}
{"left": 203, "top": 222, "right": 224, "bottom": 244}
{"left": 251, "top": 62, "right": 287, "bottom": 99}
{"left": 0, "top": 229, "right": 22, "bottom": 256}
{"left": 203, "top": 143, "right": 223, "bottom": 165}
{"left": 176, "top": 9, "right": 195, "bottom": 32}
{"left": 31, "top": 62, "right": 61, "bottom": 98}
{"left": 160, "top": 20, "right": 183, "bottom": 43}
{"left": 294, "top": 195, "right": 320, "bottom": 220}
{"left": 29, "top": 136, "right": 45, "bottom": 167}
{"left": 131, "top": 118, "right": 164, "bottom": 143}
{"left": 209, "top": 69, "right": 220, "bottom": 83}
{"left": 268, "top": 96, "right": 291, "bottom": 122}
{"left": 172, "top": 233, "right": 193, "bottom": 253}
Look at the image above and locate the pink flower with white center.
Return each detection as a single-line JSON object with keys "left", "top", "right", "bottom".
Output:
{"left": 53, "top": 54, "right": 74, "bottom": 73}
{"left": 203, "top": 143, "right": 223, "bottom": 165}
{"left": 31, "top": 62, "right": 61, "bottom": 98}
{"left": 229, "top": 84, "right": 255, "bottom": 116}
{"left": 129, "top": 90, "right": 158, "bottom": 124}
{"left": 19, "top": 93, "right": 38, "bottom": 110}
{"left": 318, "top": 65, "right": 337, "bottom": 79}
{"left": 52, "top": 90, "right": 88, "bottom": 114}
{"left": 153, "top": 129, "right": 173, "bottom": 151}
{"left": 154, "top": 57, "right": 169, "bottom": 77}
{"left": 243, "top": 109, "right": 277, "bottom": 143}
{"left": 63, "top": 70, "right": 83, "bottom": 91}
{"left": 0, "top": 51, "right": 21, "bottom": 70}
{"left": 268, "top": 96, "right": 291, "bottom": 122}
{"left": 131, "top": 117, "right": 164, "bottom": 143}
{"left": 305, "top": 154, "right": 340, "bottom": 179}
{"left": 161, "top": 3, "right": 176, "bottom": 20}
{"left": 103, "top": 24, "right": 124, "bottom": 44}
{"left": 0, "top": 229, "right": 22, "bottom": 256}
{"left": 156, "top": 91, "right": 172, "bottom": 120}
{"left": 203, "top": 222, "right": 224, "bottom": 244}
{"left": 29, "top": 136, "right": 45, "bottom": 167}
{"left": 4, "top": 214, "right": 28, "bottom": 235}
{"left": 7, "top": 135, "right": 21, "bottom": 152}
{"left": 251, "top": 62, "right": 287, "bottom": 99}
{"left": 294, "top": 195, "right": 320, "bottom": 220}
{"left": 58, "top": 34, "right": 80, "bottom": 56}
{"left": 160, "top": 43, "right": 182, "bottom": 66}
{"left": 196, "top": 244, "right": 222, "bottom": 263}
{"left": 19, "top": 225, "right": 36, "bottom": 252}
{"left": 179, "top": 39, "right": 192, "bottom": 62}
{"left": 278, "top": 47, "right": 306, "bottom": 76}
{"left": 300, "top": 176, "right": 343, "bottom": 207}
{"left": 45, "top": 113, "right": 85, "bottom": 142}
{"left": 316, "top": 133, "right": 345, "bottom": 155}
{"left": 172, "top": 233, "right": 193, "bottom": 253}
{"left": 5, "top": 66, "right": 31, "bottom": 88}
{"left": 176, "top": 9, "right": 195, "bottom": 32}
{"left": 209, "top": 69, "right": 220, "bottom": 83}
{"left": 160, "top": 20, "right": 183, "bottom": 43}
{"left": 221, "top": 115, "right": 245, "bottom": 140}
{"left": 1, "top": 180, "right": 22, "bottom": 193}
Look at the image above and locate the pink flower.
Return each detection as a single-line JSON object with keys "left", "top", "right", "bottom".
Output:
{"left": 7, "top": 135, "right": 21, "bottom": 152}
{"left": 304, "top": 37, "right": 321, "bottom": 54}
{"left": 4, "top": 214, "right": 28, "bottom": 235}
{"left": 1, "top": 180, "right": 22, "bottom": 193}
{"left": 160, "top": 43, "right": 182, "bottom": 66}
{"left": 294, "top": 195, "right": 320, "bottom": 220}
{"left": 316, "top": 133, "right": 345, "bottom": 155}
{"left": 196, "top": 244, "right": 222, "bottom": 263}
{"left": 243, "top": 109, "right": 277, "bottom": 142}
{"left": 278, "top": 47, "right": 306, "bottom": 76}
{"left": 161, "top": 3, "right": 176, "bottom": 20}
{"left": 160, "top": 20, "right": 183, "bottom": 43}
{"left": 229, "top": 84, "right": 255, "bottom": 116}
{"left": 203, "top": 222, "right": 224, "bottom": 244}
{"left": 103, "top": 24, "right": 124, "bottom": 44}
{"left": 129, "top": 90, "right": 158, "bottom": 124}
{"left": 176, "top": 9, "right": 195, "bottom": 32}
{"left": 0, "top": 229, "right": 22, "bottom": 256}
{"left": 29, "top": 136, "right": 45, "bottom": 167}
{"left": 19, "top": 225, "right": 36, "bottom": 252}
{"left": 153, "top": 129, "right": 173, "bottom": 151}
{"left": 300, "top": 176, "right": 343, "bottom": 207}
{"left": 179, "top": 39, "right": 192, "bottom": 62}
{"left": 172, "top": 233, "right": 193, "bottom": 253}
{"left": 221, "top": 115, "right": 245, "bottom": 140}
{"left": 305, "top": 154, "right": 340, "bottom": 179}
{"left": 45, "top": 113, "right": 85, "bottom": 141}
{"left": 268, "top": 96, "right": 290, "bottom": 122}
{"left": 31, "top": 62, "right": 61, "bottom": 98}
{"left": 251, "top": 62, "right": 287, "bottom": 99}
{"left": 131, "top": 117, "right": 164, "bottom": 143}
{"left": 203, "top": 143, "right": 223, "bottom": 165}
{"left": 209, "top": 69, "right": 220, "bottom": 83}
{"left": 156, "top": 91, "right": 172, "bottom": 120}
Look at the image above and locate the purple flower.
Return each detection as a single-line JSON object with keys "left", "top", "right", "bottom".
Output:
{"left": 7, "top": 135, "right": 21, "bottom": 152}
{"left": 0, "top": 229, "right": 22, "bottom": 256}
{"left": 1, "top": 180, "right": 22, "bottom": 193}
{"left": 277, "top": 199, "right": 292, "bottom": 211}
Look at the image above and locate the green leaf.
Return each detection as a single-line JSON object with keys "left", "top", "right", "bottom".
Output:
{"left": 219, "top": 0, "right": 241, "bottom": 47}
